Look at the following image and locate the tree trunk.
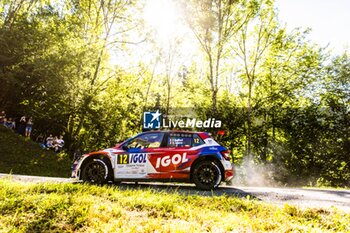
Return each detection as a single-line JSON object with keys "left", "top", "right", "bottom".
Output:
{"left": 247, "top": 80, "right": 252, "bottom": 157}
{"left": 212, "top": 88, "right": 217, "bottom": 116}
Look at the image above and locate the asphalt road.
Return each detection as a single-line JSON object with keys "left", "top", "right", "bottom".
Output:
{"left": 1, "top": 173, "right": 349, "bottom": 212}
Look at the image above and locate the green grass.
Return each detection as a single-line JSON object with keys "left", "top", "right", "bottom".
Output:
{"left": 0, "top": 180, "right": 349, "bottom": 232}
{"left": 0, "top": 125, "right": 71, "bottom": 177}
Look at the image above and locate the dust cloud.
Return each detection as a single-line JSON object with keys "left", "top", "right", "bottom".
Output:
{"left": 229, "top": 157, "right": 282, "bottom": 187}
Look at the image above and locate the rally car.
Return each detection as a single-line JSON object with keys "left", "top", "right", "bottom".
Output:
{"left": 71, "top": 131, "right": 233, "bottom": 190}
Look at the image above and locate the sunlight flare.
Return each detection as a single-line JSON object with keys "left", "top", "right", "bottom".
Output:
{"left": 143, "top": 0, "right": 184, "bottom": 41}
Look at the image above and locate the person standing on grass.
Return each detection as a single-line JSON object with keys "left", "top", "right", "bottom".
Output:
{"left": 17, "top": 116, "right": 26, "bottom": 136}
{"left": 25, "top": 117, "right": 33, "bottom": 137}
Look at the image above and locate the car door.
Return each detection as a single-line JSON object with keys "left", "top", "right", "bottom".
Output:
{"left": 114, "top": 132, "right": 165, "bottom": 179}
{"left": 157, "top": 132, "right": 197, "bottom": 180}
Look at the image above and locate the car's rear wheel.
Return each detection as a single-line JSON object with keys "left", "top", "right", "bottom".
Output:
{"left": 192, "top": 160, "right": 222, "bottom": 190}
{"left": 81, "top": 158, "right": 109, "bottom": 184}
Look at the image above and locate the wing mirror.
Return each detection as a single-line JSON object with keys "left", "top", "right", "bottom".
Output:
{"left": 122, "top": 145, "right": 129, "bottom": 151}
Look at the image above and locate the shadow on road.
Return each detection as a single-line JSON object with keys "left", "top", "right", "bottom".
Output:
{"left": 110, "top": 182, "right": 260, "bottom": 200}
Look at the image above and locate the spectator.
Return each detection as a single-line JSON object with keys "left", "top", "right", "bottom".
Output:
{"left": 5, "top": 118, "right": 15, "bottom": 130}
{"left": 17, "top": 116, "right": 26, "bottom": 136}
{"left": 25, "top": 117, "right": 33, "bottom": 138}
{"left": 74, "top": 149, "right": 82, "bottom": 161}
{"left": 51, "top": 136, "right": 59, "bottom": 151}
{"left": 36, "top": 134, "right": 46, "bottom": 149}
{"left": 36, "top": 134, "right": 44, "bottom": 143}
{"left": 46, "top": 134, "right": 54, "bottom": 149}
{"left": 55, "top": 135, "right": 65, "bottom": 153}
{"left": 0, "top": 111, "right": 5, "bottom": 124}
{"left": 2, "top": 118, "right": 7, "bottom": 126}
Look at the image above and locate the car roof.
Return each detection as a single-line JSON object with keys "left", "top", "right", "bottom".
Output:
{"left": 115, "top": 130, "right": 211, "bottom": 148}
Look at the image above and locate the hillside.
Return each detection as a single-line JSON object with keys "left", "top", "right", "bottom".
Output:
{"left": 0, "top": 126, "right": 71, "bottom": 177}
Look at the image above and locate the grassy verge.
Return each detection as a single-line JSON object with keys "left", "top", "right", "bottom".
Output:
{"left": 0, "top": 126, "right": 71, "bottom": 177}
{"left": 0, "top": 180, "right": 349, "bottom": 232}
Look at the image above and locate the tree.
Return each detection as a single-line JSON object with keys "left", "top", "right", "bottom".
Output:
{"left": 0, "top": 1, "right": 75, "bottom": 131}
{"left": 182, "top": 0, "right": 258, "bottom": 116}
{"left": 229, "top": 0, "right": 281, "bottom": 157}
{"left": 61, "top": 0, "right": 137, "bottom": 152}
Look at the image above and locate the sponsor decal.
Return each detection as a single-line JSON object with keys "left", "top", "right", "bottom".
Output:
{"left": 117, "top": 153, "right": 147, "bottom": 164}
{"left": 156, "top": 153, "right": 188, "bottom": 168}
{"left": 143, "top": 110, "right": 222, "bottom": 129}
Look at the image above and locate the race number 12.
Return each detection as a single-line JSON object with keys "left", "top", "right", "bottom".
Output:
{"left": 118, "top": 154, "right": 129, "bottom": 164}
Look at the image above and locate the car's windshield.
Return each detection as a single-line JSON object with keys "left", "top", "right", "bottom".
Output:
{"left": 126, "top": 132, "right": 164, "bottom": 149}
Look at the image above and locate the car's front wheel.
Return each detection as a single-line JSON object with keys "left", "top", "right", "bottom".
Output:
{"left": 81, "top": 158, "right": 110, "bottom": 184}
{"left": 192, "top": 160, "right": 222, "bottom": 190}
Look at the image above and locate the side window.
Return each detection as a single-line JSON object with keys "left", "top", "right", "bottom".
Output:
{"left": 193, "top": 134, "right": 204, "bottom": 147}
{"left": 168, "top": 133, "right": 192, "bottom": 148}
{"left": 127, "top": 133, "right": 164, "bottom": 149}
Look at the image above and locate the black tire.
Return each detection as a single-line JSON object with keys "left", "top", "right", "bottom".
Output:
{"left": 192, "top": 160, "right": 222, "bottom": 190}
{"left": 113, "top": 181, "right": 121, "bottom": 185}
{"left": 81, "top": 158, "right": 110, "bottom": 184}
